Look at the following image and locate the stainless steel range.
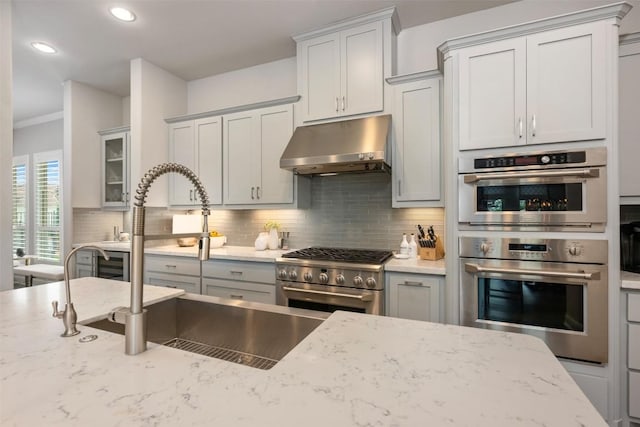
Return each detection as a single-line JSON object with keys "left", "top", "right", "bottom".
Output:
{"left": 276, "top": 247, "right": 394, "bottom": 315}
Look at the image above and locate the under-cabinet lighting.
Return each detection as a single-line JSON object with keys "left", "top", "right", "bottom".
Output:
{"left": 109, "top": 7, "right": 136, "bottom": 22}
{"left": 31, "top": 42, "right": 57, "bottom": 54}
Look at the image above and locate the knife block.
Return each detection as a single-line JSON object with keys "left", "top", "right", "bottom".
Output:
{"left": 419, "top": 235, "right": 445, "bottom": 261}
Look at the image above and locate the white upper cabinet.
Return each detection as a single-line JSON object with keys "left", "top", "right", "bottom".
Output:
{"left": 388, "top": 72, "right": 442, "bottom": 207}
{"left": 456, "top": 21, "right": 607, "bottom": 150}
{"left": 295, "top": 8, "right": 397, "bottom": 124}
{"left": 223, "top": 104, "right": 294, "bottom": 206}
{"left": 168, "top": 116, "right": 222, "bottom": 207}
{"left": 100, "top": 127, "right": 130, "bottom": 210}
{"left": 619, "top": 33, "right": 640, "bottom": 201}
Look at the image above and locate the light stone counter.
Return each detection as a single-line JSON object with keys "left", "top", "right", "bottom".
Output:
{"left": 621, "top": 270, "right": 640, "bottom": 290}
{"left": 384, "top": 257, "right": 446, "bottom": 275}
{"left": 0, "top": 278, "right": 605, "bottom": 426}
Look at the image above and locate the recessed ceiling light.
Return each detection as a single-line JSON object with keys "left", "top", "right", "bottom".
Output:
{"left": 31, "top": 42, "right": 57, "bottom": 54}
{"left": 109, "top": 7, "right": 136, "bottom": 22}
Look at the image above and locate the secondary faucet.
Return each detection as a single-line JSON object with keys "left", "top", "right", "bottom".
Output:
{"left": 108, "top": 163, "right": 211, "bottom": 355}
{"left": 52, "top": 245, "right": 110, "bottom": 337}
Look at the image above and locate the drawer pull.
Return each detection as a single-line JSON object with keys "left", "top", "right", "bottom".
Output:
{"left": 165, "top": 264, "right": 177, "bottom": 269}
{"left": 403, "top": 281, "right": 423, "bottom": 287}
{"left": 230, "top": 294, "right": 244, "bottom": 300}
{"left": 230, "top": 271, "right": 243, "bottom": 275}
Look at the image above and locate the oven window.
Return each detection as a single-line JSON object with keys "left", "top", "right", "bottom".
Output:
{"left": 476, "top": 183, "right": 583, "bottom": 212}
{"left": 288, "top": 299, "right": 366, "bottom": 314}
{"left": 477, "top": 278, "right": 584, "bottom": 331}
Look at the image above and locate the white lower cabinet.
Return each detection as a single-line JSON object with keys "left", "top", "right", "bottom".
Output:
{"left": 144, "top": 254, "right": 201, "bottom": 294}
{"left": 385, "top": 272, "right": 444, "bottom": 322}
{"left": 628, "top": 293, "right": 640, "bottom": 422}
{"left": 75, "top": 249, "right": 95, "bottom": 278}
{"left": 202, "top": 260, "right": 275, "bottom": 304}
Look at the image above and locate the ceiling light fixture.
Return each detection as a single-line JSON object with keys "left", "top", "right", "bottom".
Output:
{"left": 31, "top": 42, "right": 57, "bottom": 54}
{"left": 109, "top": 7, "right": 136, "bottom": 22}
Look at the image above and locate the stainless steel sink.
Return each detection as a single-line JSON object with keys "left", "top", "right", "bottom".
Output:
{"left": 84, "top": 295, "right": 326, "bottom": 370}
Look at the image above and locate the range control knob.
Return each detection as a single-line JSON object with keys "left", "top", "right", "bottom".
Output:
{"left": 318, "top": 272, "right": 329, "bottom": 284}
{"left": 278, "top": 269, "right": 288, "bottom": 279}
{"left": 303, "top": 272, "right": 313, "bottom": 282}
{"left": 288, "top": 270, "right": 298, "bottom": 280}
{"left": 540, "top": 155, "right": 551, "bottom": 164}
{"left": 368, "top": 152, "right": 375, "bottom": 160}
{"left": 336, "top": 274, "right": 345, "bottom": 285}
{"left": 358, "top": 153, "right": 365, "bottom": 160}
{"left": 568, "top": 246, "right": 582, "bottom": 256}
{"left": 365, "top": 277, "right": 377, "bottom": 288}
{"left": 353, "top": 276, "right": 363, "bottom": 287}
{"left": 479, "top": 242, "right": 490, "bottom": 254}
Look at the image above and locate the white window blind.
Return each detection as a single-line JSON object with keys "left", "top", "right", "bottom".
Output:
{"left": 12, "top": 156, "right": 29, "bottom": 255}
{"left": 33, "top": 151, "right": 62, "bottom": 263}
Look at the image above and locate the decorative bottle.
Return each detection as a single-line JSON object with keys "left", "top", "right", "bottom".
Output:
{"left": 400, "top": 234, "right": 409, "bottom": 255}
{"left": 409, "top": 233, "right": 418, "bottom": 259}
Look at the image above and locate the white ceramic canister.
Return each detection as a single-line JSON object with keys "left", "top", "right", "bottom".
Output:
{"left": 255, "top": 232, "right": 269, "bottom": 251}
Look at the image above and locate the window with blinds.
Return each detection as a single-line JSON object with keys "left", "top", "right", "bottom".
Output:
{"left": 34, "top": 156, "right": 61, "bottom": 262}
{"left": 12, "top": 158, "right": 28, "bottom": 255}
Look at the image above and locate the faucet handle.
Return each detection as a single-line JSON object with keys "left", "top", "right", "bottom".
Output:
{"left": 52, "top": 300, "right": 63, "bottom": 318}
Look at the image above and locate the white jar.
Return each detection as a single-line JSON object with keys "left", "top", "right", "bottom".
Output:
{"left": 409, "top": 233, "right": 418, "bottom": 259}
{"left": 254, "top": 232, "right": 269, "bottom": 251}
{"left": 267, "top": 227, "right": 279, "bottom": 250}
{"left": 400, "top": 234, "right": 409, "bottom": 255}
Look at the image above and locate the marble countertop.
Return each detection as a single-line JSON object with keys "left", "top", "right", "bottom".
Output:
{"left": 622, "top": 270, "right": 640, "bottom": 290}
{"left": 0, "top": 278, "right": 604, "bottom": 426}
{"left": 384, "top": 257, "right": 446, "bottom": 275}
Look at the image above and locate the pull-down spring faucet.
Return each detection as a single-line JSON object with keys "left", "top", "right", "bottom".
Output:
{"left": 109, "top": 163, "right": 211, "bottom": 355}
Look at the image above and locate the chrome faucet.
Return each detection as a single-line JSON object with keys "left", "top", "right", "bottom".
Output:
{"left": 108, "top": 163, "right": 211, "bottom": 355}
{"left": 52, "top": 245, "right": 110, "bottom": 337}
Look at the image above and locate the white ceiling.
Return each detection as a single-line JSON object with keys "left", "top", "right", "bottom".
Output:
{"left": 11, "top": 0, "right": 515, "bottom": 123}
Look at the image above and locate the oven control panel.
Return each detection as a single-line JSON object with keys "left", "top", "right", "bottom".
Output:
{"left": 276, "top": 264, "right": 384, "bottom": 290}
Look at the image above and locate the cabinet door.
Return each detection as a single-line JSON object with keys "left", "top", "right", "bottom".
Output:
{"left": 387, "top": 273, "right": 443, "bottom": 322}
{"left": 195, "top": 117, "right": 223, "bottom": 205}
{"left": 526, "top": 22, "right": 606, "bottom": 145}
{"left": 341, "top": 21, "right": 384, "bottom": 117}
{"left": 619, "top": 40, "right": 640, "bottom": 198}
{"left": 224, "top": 112, "right": 259, "bottom": 204}
{"left": 393, "top": 78, "right": 441, "bottom": 204}
{"left": 299, "top": 33, "right": 341, "bottom": 122}
{"left": 256, "top": 104, "right": 294, "bottom": 204}
{"left": 458, "top": 38, "right": 526, "bottom": 150}
{"left": 631, "top": 371, "right": 640, "bottom": 419}
{"left": 168, "top": 122, "right": 196, "bottom": 205}
{"left": 102, "top": 131, "right": 129, "bottom": 209}
{"left": 146, "top": 272, "right": 200, "bottom": 294}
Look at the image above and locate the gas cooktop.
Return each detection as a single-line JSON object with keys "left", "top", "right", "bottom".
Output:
{"left": 281, "top": 247, "right": 393, "bottom": 265}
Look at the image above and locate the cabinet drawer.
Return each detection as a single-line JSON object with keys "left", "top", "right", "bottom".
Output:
{"left": 145, "top": 272, "right": 200, "bottom": 294}
{"left": 630, "top": 323, "right": 640, "bottom": 371}
{"left": 145, "top": 255, "right": 200, "bottom": 276}
{"left": 202, "top": 278, "right": 275, "bottom": 304}
{"left": 630, "top": 293, "right": 640, "bottom": 322}
{"left": 202, "top": 260, "right": 274, "bottom": 284}
{"left": 76, "top": 250, "right": 94, "bottom": 266}
{"left": 630, "top": 371, "right": 640, "bottom": 419}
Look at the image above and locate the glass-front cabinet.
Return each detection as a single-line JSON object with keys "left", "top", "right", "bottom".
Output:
{"left": 100, "top": 127, "right": 130, "bottom": 210}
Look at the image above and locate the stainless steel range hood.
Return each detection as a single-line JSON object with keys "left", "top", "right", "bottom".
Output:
{"left": 280, "top": 115, "right": 391, "bottom": 176}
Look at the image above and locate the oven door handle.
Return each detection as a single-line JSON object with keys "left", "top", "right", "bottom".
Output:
{"left": 463, "top": 168, "right": 600, "bottom": 183}
{"left": 464, "top": 263, "right": 600, "bottom": 280}
{"left": 281, "top": 286, "right": 373, "bottom": 302}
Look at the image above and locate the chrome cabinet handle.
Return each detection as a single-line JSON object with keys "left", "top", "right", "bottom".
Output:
{"left": 251, "top": 187, "right": 255, "bottom": 200}
{"left": 193, "top": 189, "right": 198, "bottom": 201}
{"left": 463, "top": 168, "right": 599, "bottom": 183}
{"left": 335, "top": 97, "right": 339, "bottom": 112}
{"left": 403, "top": 281, "right": 424, "bottom": 287}
{"left": 121, "top": 192, "right": 126, "bottom": 202}
{"left": 189, "top": 189, "right": 193, "bottom": 202}
{"left": 230, "top": 270, "right": 243, "bottom": 275}
{"left": 341, "top": 96, "right": 345, "bottom": 111}
{"left": 230, "top": 294, "right": 244, "bottom": 300}
{"left": 165, "top": 264, "right": 177, "bottom": 269}
{"left": 518, "top": 118, "right": 523, "bottom": 139}
{"left": 532, "top": 114, "right": 536, "bottom": 137}
{"left": 282, "top": 286, "right": 373, "bottom": 301}
{"left": 256, "top": 186, "right": 261, "bottom": 199}
{"left": 464, "top": 263, "right": 599, "bottom": 280}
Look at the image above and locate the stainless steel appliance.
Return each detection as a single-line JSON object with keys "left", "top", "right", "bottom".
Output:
{"left": 276, "top": 247, "right": 393, "bottom": 315}
{"left": 458, "top": 147, "right": 606, "bottom": 231}
{"left": 459, "top": 236, "right": 608, "bottom": 364}
{"left": 96, "top": 250, "right": 130, "bottom": 281}
{"left": 621, "top": 221, "right": 640, "bottom": 273}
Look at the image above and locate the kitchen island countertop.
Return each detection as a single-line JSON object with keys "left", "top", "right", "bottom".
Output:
{"left": 0, "top": 278, "right": 604, "bottom": 426}
{"left": 622, "top": 270, "right": 640, "bottom": 290}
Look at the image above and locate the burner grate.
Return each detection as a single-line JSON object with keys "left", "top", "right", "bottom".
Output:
{"left": 163, "top": 338, "right": 278, "bottom": 370}
{"left": 282, "top": 247, "right": 393, "bottom": 264}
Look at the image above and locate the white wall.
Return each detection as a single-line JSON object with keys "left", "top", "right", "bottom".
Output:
{"left": 187, "top": 57, "right": 296, "bottom": 114}
{"left": 130, "top": 58, "right": 187, "bottom": 207}
{"left": 0, "top": 1, "right": 12, "bottom": 290}
{"left": 122, "top": 96, "right": 130, "bottom": 126}
{"left": 13, "top": 118, "right": 63, "bottom": 156}
{"left": 397, "top": 0, "right": 640, "bottom": 74}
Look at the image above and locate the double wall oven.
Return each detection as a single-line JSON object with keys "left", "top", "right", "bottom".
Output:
{"left": 276, "top": 248, "right": 393, "bottom": 315}
{"left": 458, "top": 147, "right": 609, "bottom": 364}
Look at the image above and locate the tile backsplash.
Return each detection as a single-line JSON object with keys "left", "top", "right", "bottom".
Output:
{"left": 73, "top": 174, "right": 444, "bottom": 252}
